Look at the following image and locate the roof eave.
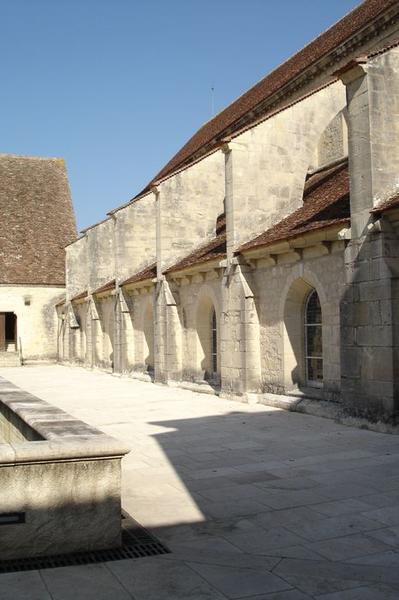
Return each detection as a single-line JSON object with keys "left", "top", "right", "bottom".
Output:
{"left": 237, "top": 221, "right": 350, "bottom": 259}
{"left": 121, "top": 277, "right": 156, "bottom": 292}
{"left": 165, "top": 255, "right": 226, "bottom": 278}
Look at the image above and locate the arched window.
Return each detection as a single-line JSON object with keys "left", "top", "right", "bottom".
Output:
{"left": 304, "top": 290, "right": 323, "bottom": 386}
{"left": 211, "top": 309, "right": 217, "bottom": 375}
{"left": 143, "top": 302, "right": 154, "bottom": 373}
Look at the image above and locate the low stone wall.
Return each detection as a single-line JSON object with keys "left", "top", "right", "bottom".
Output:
{"left": 0, "top": 377, "right": 129, "bottom": 560}
{"left": 0, "top": 397, "right": 43, "bottom": 443}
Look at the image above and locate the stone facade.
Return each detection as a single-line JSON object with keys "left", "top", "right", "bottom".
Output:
{"left": 0, "top": 155, "right": 76, "bottom": 363}
{"left": 59, "top": 3, "right": 399, "bottom": 421}
{"left": 0, "top": 285, "right": 64, "bottom": 362}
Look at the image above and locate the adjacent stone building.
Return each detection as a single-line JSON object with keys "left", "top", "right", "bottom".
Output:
{"left": 0, "top": 154, "right": 76, "bottom": 364}
{"left": 59, "top": 0, "right": 399, "bottom": 421}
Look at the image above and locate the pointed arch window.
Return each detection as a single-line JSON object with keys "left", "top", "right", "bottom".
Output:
{"left": 305, "top": 290, "right": 323, "bottom": 386}
{"left": 211, "top": 309, "right": 217, "bottom": 375}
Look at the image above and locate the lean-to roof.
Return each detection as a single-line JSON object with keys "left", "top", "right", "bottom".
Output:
{"left": 371, "top": 192, "right": 399, "bottom": 215}
{"left": 92, "top": 279, "right": 115, "bottom": 295}
{"left": 164, "top": 234, "right": 226, "bottom": 275}
{"left": 71, "top": 290, "right": 88, "bottom": 302}
{"left": 120, "top": 263, "right": 157, "bottom": 287}
{"left": 238, "top": 159, "right": 350, "bottom": 253}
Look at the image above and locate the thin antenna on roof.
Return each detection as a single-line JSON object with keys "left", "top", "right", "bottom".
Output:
{"left": 211, "top": 85, "right": 215, "bottom": 116}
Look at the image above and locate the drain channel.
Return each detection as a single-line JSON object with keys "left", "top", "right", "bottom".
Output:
{"left": 0, "top": 511, "right": 170, "bottom": 573}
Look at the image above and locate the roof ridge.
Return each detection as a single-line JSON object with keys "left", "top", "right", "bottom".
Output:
{"left": 136, "top": 0, "right": 397, "bottom": 197}
{"left": 0, "top": 153, "right": 65, "bottom": 161}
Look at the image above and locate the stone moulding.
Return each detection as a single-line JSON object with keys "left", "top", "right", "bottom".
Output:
{"left": 0, "top": 377, "right": 130, "bottom": 561}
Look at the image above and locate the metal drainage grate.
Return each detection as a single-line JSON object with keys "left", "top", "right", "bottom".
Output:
{"left": 0, "top": 511, "right": 170, "bottom": 573}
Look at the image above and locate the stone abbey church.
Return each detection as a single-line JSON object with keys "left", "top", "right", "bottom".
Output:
{"left": 3, "top": 0, "right": 399, "bottom": 422}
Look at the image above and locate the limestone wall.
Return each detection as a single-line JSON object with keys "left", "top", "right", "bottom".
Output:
{"left": 86, "top": 219, "right": 115, "bottom": 291}
{"left": 114, "top": 193, "right": 156, "bottom": 281}
{"left": 368, "top": 48, "right": 399, "bottom": 206}
{"left": 66, "top": 236, "right": 88, "bottom": 300}
{"left": 172, "top": 275, "right": 222, "bottom": 383}
{"left": 71, "top": 301, "right": 90, "bottom": 365}
{"left": 93, "top": 295, "right": 115, "bottom": 371}
{"left": 225, "top": 82, "right": 346, "bottom": 252}
{"left": 252, "top": 246, "right": 345, "bottom": 399}
{"left": 157, "top": 151, "right": 225, "bottom": 272}
{"left": 0, "top": 285, "right": 63, "bottom": 361}
{"left": 119, "top": 289, "right": 154, "bottom": 376}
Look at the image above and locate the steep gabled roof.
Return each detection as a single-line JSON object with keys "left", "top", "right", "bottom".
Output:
{"left": 239, "top": 159, "right": 350, "bottom": 253}
{"left": 0, "top": 154, "right": 77, "bottom": 285}
{"left": 137, "top": 0, "right": 397, "bottom": 197}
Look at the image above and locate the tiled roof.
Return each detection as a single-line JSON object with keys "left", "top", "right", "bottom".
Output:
{"left": 137, "top": 0, "right": 396, "bottom": 196}
{"left": 71, "top": 290, "right": 88, "bottom": 302}
{"left": 0, "top": 154, "right": 77, "bottom": 285}
{"left": 367, "top": 37, "right": 399, "bottom": 58}
{"left": 238, "top": 159, "right": 350, "bottom": 253}
{"left": 371, "top": 192, "right": 399, "bottom": 215}
{"left": 164, "top": 233, "right": 226, "bottom": 274}
{"left": 92, "top": 279, "right": 115, "bottom": 295}
{"left": 120, "top": 263, "right": 157, "bottom": 287}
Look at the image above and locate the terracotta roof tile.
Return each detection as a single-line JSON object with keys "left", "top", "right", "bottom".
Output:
{"left": 120, "top": 263, "right": 157, "bottom": 287}
{"left": 71, "top": 290, "right": 88, "bottom": 302}
{"left": 165, "top": 234, "right": 226, "bottom": 274}
{"left": 238, "top": 159, "right": 350, "bottom": 252}
{"left": 92, "top": 279, "right": 115, "bottom": 295}
{"left": 137, "top": 0, "right": 397, "bottom": 197}
{"left": 371, "top": 192, "right": 399, "bottom": 215}
{"left": 367, "top": 37, "right": 399, "bottom": 58}
{"left": 0, "top": 154, "right": 77, "bottom": 285}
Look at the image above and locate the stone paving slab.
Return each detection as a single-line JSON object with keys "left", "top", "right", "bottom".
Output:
{"left": 40, "top": 564, "right": 133, "bottom": 600}
{"left": 0, "top": 365, "right": 399, "bottom": 599}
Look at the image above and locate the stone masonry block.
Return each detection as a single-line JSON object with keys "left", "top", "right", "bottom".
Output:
{"left": 356, "top": 325, "right": 392, "bottom": 348}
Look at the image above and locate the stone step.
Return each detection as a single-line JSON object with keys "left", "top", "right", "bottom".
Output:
{"left": 0, "top": 352, "right": 21, "bottom": 367}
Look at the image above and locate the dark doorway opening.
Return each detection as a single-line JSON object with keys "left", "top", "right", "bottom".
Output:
{"left": 0, "top": 313, "right": 17, "bottom": 351}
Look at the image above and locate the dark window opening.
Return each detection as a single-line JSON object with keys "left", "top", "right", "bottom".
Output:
{"left": 305, "top": 290, "right": 322, "bottom": 386}
{"left": 211, "top": 309, "right": 217, "bottom": 375}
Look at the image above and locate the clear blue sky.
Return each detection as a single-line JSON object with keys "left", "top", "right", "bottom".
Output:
{"left": 2, "top": 0, "right": 360, "bottom": 231}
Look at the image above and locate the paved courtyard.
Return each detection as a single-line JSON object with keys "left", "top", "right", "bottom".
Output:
{"left": 1, "top": 365, "right": 399, "bottom": 599}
